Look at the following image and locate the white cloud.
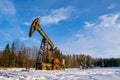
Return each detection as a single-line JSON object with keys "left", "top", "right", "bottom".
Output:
{"left": 0, "top": 0, "right": 18, "bottom": 27}
{"left": 23, "top": 6, "right": 76, "bottom": 26}
{"left": 107, "top": 4, "right": 116, "bottom": 9}
{"left": 0, "top": 0, "right": 16, "bottom": 15}
{"left": 0, "top": 0, "right": 18, "bottom": 26}
{"left": 99, "top": 13, "right": 120, "bottom": 27}
{"left": 23, "top": 22, "right": 30, "bottom": 26}
{"left": 20, "top": 37, "right": 29, "bottom": 41}
{"left": 41, "top": 6, "right": 75, "bottom": 25}
{"left": 59, "top": 12, "right": 120, "bottom": 58}
{"left": 84, "top": 22, "right": 95, "bottom": 28}
{"left": 20, "top": 37, "right": 40, "bottom": 44}
{"left": 31, "top": 38, "right": 40, "bottom": 43}
{"left": 0, "top": 0, "right": 26, "bottom": 45}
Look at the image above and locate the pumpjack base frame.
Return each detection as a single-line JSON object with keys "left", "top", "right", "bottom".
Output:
{"left": 36, "top": 62, "right": 42, "bottom": 70}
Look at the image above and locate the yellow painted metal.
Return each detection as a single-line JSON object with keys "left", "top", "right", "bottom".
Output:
{"left": 41, "top": 63, "right": 53, "bottom": 70}
{"left": 42, "top": 65, "right": 46, "bottom": 70}
{"left": 29, "top": 18, "right": 54, "bottom": 49}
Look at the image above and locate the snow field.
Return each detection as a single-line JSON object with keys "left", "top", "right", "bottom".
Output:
{"left": 0, "top": 68, "right": 120, "bottom": 80}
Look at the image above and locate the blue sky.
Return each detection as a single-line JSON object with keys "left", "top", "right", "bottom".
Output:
{"left": 0, "top": 0, "right": 120, "bottom": 58}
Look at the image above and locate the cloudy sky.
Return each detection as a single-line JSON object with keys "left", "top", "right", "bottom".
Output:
{"left": 0, "top": 0, "right": 120, "bottom": 58}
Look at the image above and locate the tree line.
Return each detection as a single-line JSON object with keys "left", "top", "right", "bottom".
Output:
{"left": 0, "top": 41, "right": 37, "bottom": 68}
{"left": 94, "top": 58, "right": 120, "bottom": 67}
{"left": 0, "top": 41, "right": 120, "bottom": 68}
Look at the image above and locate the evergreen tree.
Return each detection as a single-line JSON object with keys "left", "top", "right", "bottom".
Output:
{"left": 2, "top": 43, "right": 10, "bottom": 67}
{"left": 9, "top": 41, "right": 16, "bottom": 67}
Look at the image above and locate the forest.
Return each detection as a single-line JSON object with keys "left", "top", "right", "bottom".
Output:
{"left": 0, "top": 41, "right": 120, "bottom": 68}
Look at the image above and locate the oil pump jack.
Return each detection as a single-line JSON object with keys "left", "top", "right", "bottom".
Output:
{"left": 29, "top": 18, "right": 61, "bottom": 70}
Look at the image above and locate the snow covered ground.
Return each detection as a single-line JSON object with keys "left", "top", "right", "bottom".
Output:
{"left": 0, "top": 67, "right": 120, "bottom": 80}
